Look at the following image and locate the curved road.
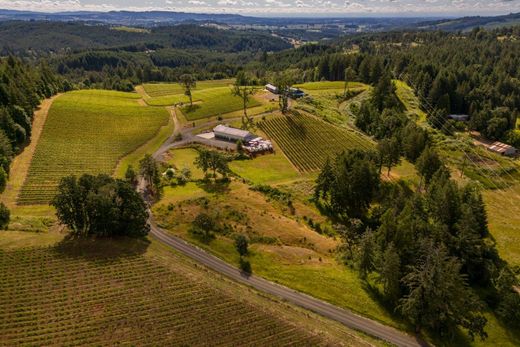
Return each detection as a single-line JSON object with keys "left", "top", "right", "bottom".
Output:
{"left": 148, "top": 107, "right": 427, "bottom": 347}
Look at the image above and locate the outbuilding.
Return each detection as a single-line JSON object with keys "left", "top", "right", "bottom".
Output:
{"left": 213, "top": 125, "right": 255, "bottom": 143}
{"left": 265, "top": 84, "right": 279, "bottom": 94}
{"left": 488, "top": 141, "right": 517, "bottom": 156}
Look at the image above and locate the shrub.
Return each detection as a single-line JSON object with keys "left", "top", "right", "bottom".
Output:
{"left": 0, "top": 203, "right": 9, "bottom": 229}
{"left": 239, "top": 258, "right": 252, "bottom": 274}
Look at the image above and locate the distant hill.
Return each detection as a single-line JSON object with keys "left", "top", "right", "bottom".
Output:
{"left": 416, "top": 12, "right": 520, "bottom": 31}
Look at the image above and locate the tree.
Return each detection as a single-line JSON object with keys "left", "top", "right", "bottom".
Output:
{"left": 343, "top": 67, "right": 356, "bottom": 97}
{"left": 232, "top": 72, "right": 257, "bottom": 128}
{"left": 377, "top": 136, "right": 401, "bottom": 175}
{"left": 179, "top": 74, "right": 196, "bottom": 108}
{"left": 371, "top": 73, "right": 401, "bottom": 112}
{"left": 51, "top": 174, "right": 149, "bottom": 237}
{"left": 235, "top": 234, "right": 249, "bottom": 257}
{"left": 189, "top": 213, "right": 216, "bottom": 243}
{"left": 358, "top": 229, "right": 377, "bottom": 278}
{"left": 314, "top": 157, "right": 335, "bottom": 200}
{"left": 415, "top": 147, "right": 443, "bottom": 186}
{"left": 0, "top": 202, "right": 9, "bottom": 229}
{"left": 139, "top": 154, "right": 161, "bottom": 195}
{"left": 377, "top": 242, "right": 401, "bottom": 302}
{"left": 125, "top": 165, "right": 137, "bottom": 186}
{"left": 328, "top": 150, "right": 380, "bottom": 219}
{"left": 274, "top": 72, "right": 293, "bottom": 114}
{"left": 399, "top": 243, "right": 487, "bottom": 340}
{"left": 194, "top": 149, "right": 230, "bottom": 180}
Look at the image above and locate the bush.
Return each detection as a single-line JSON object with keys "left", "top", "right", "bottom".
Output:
{"left": 0, "top": 202, "right": 9, "bottom": 229}
{"left": 189, "top": 213, "right": 216, "bottom": 243}
{"left": 235, "top": 235, "right": 249, "bottom": 256}
{"left": 239, "top": 258, "right": 252, "bottom": 274}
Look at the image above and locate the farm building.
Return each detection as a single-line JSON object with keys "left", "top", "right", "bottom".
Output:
{"left": 488, "top": 141, "right": 517, "bottom": 156}
{"left": 214, "top": 125, "right": 255, "bottom": 142}
{"left": 448, "top": 114, "right": 470, "bottom": 122}
{"left": 265, "top": 84, "right": 279, "bottom": 94}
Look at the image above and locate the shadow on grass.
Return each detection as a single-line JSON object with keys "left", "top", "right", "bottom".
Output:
{"left": 197, "top": 178, "right": 231, "bottom": 194}
{"left": 55, "top": 235, "right": 150, "bottom": 261}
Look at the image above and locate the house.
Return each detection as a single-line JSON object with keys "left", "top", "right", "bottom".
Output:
{"left": 448, "top": 114, "right": 470, "bottom": 122}
{"left": 213, "top": 125, "right": 255, "bottom": 143}
{"left": 488, "top": 141, "right": 517, "bottom": 156}
{"left": 265, "top": 84, "right": 279, "bottom": 94}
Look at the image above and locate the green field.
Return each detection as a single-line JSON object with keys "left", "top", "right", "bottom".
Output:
{"left": 259, "top": 113, "right": 373, "bottom": 172}
{"left": 18, "top": 90, "right": 169, "bottom": 204}
{"left": 394, "top": 80, "right": 427, "bottom": 122}
{"left": 143, "top": 79, "right": 234, "bottom": 98}
{"left": 0, "top": 232, "right": 365, "bottom": 346}
{"left": 295, "top": 81, "right": 366, "bottom": 90}
{"left": 146, "top": 87, "right": 262, "bottom": 120}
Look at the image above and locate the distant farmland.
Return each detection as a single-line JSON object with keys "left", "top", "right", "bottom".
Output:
{"left": 259, "top": 113, "right": 373, "bottom": 172}
{"left": 18, "top": 90, "right": 169, "bottom": 205}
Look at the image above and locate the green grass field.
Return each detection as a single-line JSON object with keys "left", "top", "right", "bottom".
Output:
{"left": 258, "top": 113, "right": 373, "bottom": 172}
{"left": 179, "top": 87, "right": 261, "bottom": 120}
{"left": 230, "top": 152, "right": 301, "bottom": 184}
{"left": 295, "top": 81, "right": 366, "bottom": 90}
{"left": 394, "top": 80, "right": 427, "bottom": 122}
{"left": 18, "top": 90, "right": 169, "bottom": 204}
{"left": 0, "top": 231, "right": 368, "bottom": 346}
{"left": 142, "top": 79, "right": 234, "bottom": 98}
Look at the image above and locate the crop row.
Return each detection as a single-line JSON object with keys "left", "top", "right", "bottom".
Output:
{"left": 259, "top": 113, "right": 372, "bottom": 172}
{"left": 0, "top": 246, "right": 327, "bottom": 346}
{"left": 18, "top": 90, "right": 170, "bottom": 205}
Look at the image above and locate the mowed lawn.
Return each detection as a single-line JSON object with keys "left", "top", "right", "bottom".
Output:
{"left": 18, "top": 90, "right": 169, "bottom": 204}
{"left": 0, "top": 232, "right": 362, "bottom": 346}
{"left": 258, "top": 113, "right": 374, "bottom": 172}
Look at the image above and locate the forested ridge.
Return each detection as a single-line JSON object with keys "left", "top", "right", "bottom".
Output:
{"left": 261, "top": 27, "right": 520, "bottom": 145}
{"left": 0, "top": 57, "right": 64, "bottom": 176}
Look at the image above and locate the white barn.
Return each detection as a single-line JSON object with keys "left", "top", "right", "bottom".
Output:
{"left": 213, "top": 125, "right": 255, "bottom": 143}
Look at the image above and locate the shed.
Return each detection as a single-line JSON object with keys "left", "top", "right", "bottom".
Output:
{"left": 213, "top": 125, "right": 254, "bottom": 143}
{"left": 488, "top": 141, "right": 517, "bottom": 156}
{"left": 265, "top": 84, "right": 279, "bottom": 94}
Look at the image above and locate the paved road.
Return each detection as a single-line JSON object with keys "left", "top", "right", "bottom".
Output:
{"left": 149, "top": 220, "right": 425, "bottom": 347}
{"left": 148, "top": 106, "right": 427, "bottom": 347}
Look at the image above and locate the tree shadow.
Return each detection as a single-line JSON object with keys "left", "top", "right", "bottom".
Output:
{"left": 54, "top": 235, "right": 150, "bottom": 261}
{"left": 197, "top": 179, "right": 231, "bottom": 194}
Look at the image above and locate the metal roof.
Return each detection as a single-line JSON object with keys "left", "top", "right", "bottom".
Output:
{"left": 213, "top": 125, "right": 252, "bottom": 139}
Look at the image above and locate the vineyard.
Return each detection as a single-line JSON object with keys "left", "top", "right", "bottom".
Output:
{"left": 0, "top": 239, "right": 347, "bottom": 346}
{"left": 259, "top": 113, "right": 373, "bottom": 172}
{"left": 143, "top": 79, "right": 234, "bottom": 98}
{"left": 18, "top": 90, "right": 169, "bottom": 205}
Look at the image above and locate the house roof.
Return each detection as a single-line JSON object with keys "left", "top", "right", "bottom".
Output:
{"left": 489, "top": 141, "right": 517, "bottom": 153}
{"left": 213, "top": 125, "right": 251, "bottom": 139}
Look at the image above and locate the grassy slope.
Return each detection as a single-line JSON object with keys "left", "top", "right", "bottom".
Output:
{"left": 0, "top": 231, "right": 377, "bottom": 346}
{"left": 394, "top": 80, "right": 428, "bottom": 123}
{"left": 18, "top": 90, "right": 169, "bottom": 204}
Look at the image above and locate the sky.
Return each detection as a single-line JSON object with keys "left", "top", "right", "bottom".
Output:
{"left": 0, "top": 0, "right": 518, "bottom": 16}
